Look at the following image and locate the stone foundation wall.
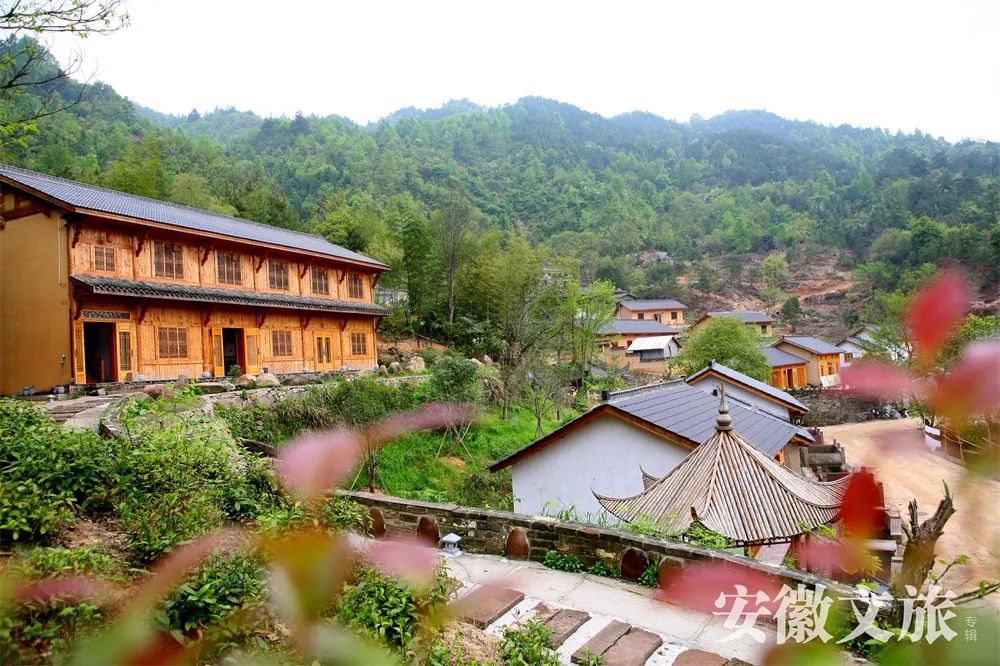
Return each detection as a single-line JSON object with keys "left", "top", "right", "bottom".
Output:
{"left": 790, "top": 387, "right": 881, "bottom": 427}
{"left": 343, "top": 490, "right": 850, "bottom": 595}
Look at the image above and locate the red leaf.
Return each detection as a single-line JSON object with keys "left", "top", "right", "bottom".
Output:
{"left": 655, "top": 560, "right": 783, "bottom": 615}
{"left": 365, "top": 539, "right": 438, "bottom": 586}
{"left": 277, "top": 430, "right": 360, "bottom": 500}
{"left": 366, "top": 403, "right": 478, "bottom": 446}
{"left": 932, "top": 341, "right": 1000, "bottom": 418}
{"left": 841, "top": 361, "right": 917, "bottom": 400}
{"left": 906, "top": 270, "right": 969, "bottom": 363}
{"left": 14, "top": 576, "right": 111, "bottom": 605}
{"left": 838, "top": 469, "right": 882, "bottom": 539}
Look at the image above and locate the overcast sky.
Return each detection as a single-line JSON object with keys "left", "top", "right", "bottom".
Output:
{"left": 49, "top": 0, "right": 999, "bottom": 141}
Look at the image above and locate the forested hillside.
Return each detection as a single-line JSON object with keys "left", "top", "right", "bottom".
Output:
{"left": 2, "top": 40, "right": 997, "bottom": 336}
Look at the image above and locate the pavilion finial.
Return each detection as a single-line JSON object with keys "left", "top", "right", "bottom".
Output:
{"left": 716, "top": 384, "right": 733, "bottom": 431}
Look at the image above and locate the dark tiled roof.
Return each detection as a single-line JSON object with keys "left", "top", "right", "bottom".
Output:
{"left": 596, "top": 395, "right": 846, "bottom": 544}
{"left": 606, "top": 381, "right": 812, "bottom": 456}
{"left": 687, "top": 361, "right": 808, "bottom": 412}
{"left": 73, "top": 274, "right": 391, "bottom": 316}
{"left": 599, "top": 319, "right": 681, "bottom": 335}
{"left": 780, "top": 335, "right": 844, "bottom": 355}
{"left": 0, "top": 164, "right": 387, "bottom": 268}
{"left": 763, "top": 346, "right": 808, "bottom": 367}
{"left": 489, "top": 380, "right": 812, "bottom": 471}
{"left": 704, "top": 311, "right": 775, "bottom": 324}
{"left": 618, "top": 299, "right": 687, "bottom": 311}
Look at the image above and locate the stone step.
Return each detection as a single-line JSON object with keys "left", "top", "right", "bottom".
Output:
{"left": 600, "top": 627, "right": 663, "bottom": 666}
{"left": 671, "top": 648, "right": 729, "bottom": 666}
{"left": 571, "top": 619, "right": 631, "bottom": 664}
{"left": 531, "top": 602, "right": 590, "bottom": 648}
{"left": 457, "top": 586, "right": 525, "bottom": 629}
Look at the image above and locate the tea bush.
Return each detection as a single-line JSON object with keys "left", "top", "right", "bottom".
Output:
{"left": 335, "top": 564, "right": 455, "bottom": 655}
{"left": 543, "top": 551, "right": 584, "bottom": 573}
{"left": 11, "top": 546, "right": 125, "bottom": 580}
{"left": 497, "top": 619, "right": 560, "bottom": 665}
{"left": 159, "top": 553, "right": 266, "bottom": 633}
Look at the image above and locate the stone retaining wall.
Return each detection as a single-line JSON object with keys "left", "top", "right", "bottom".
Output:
{"left": 791, "top": 387, "right": 881, "bottom": 427}
{"left": 342, "top": 490, "right": 852, "bottom": 595}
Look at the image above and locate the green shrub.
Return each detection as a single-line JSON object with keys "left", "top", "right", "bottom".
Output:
{"left": 159, "top": 553, "right": 266, "bottom": 632}
{"left": 586, "top": 561, "right": 617, "bottom": 578}
{"left": 0, "top": 597, "right": 103, "bottom": 665}
{"left": 335, "top": 564, "right": 455, "bottom": 655}
{"left": 324, "top": 497, "right": 369, "bottom": 532}
{"left": 11, "top": 546, "right": 124, "bottom": 580}
{"left": 637, "top": 562, "right": 659, "bottom": 588}
{"left": 215, "top": 403, "right": 281, "bottom": 444}
{"left": 497, "top": 619, "right": 560, "bottom": 665}
{"left": 273, "top": 377, "right": 418, "bottom": 436}
{"left": 426, "top": 356, "right": 481, "bottom": 403}
{"left": 117, "top": 491, "right": 224, "bottom": 564}
{"left": 543, "top": 551, "right": 583, "bottom": 573}
{"left": 0, "top": 400, "right": 116, "bottom": 544}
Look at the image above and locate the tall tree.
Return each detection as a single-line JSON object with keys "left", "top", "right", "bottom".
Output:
{"left": 671, "top": 316, "right": 770, "bottom": 381}
{"left": 432, "top": 195, "right": 476, "bottom": 324}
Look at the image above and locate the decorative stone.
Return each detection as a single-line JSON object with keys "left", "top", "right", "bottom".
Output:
{"left": 378, "top": 364, "right": 389, "bottom": 375}
{"left": 504, "top": 527, "right": 530, "bottom": 560}
{"left": 416, "top": 515, "right": 440, "bottom": 547}
{"left": 389, "top": 361, "right": 403, "bottom": 374}
{"left": 469, "top": 358, "right": 484, "bottom": 368}
{"left": 404, "top": 356, "right": 426, "bottom": 373}
{"left": 234, "top": 374, "right": 256, "bottom": 389}
{"left": 175, "top": 374, "right": 191, "bottom": 387}
{"left": 369, "top": 507, "right": 386, "bottom": 538}
{"left": 657, "top": 555, "right": 685, "bottom": 590}
{"left": 195, "top": 382, "right": 230, "bottom": 394}
{"left": 620, "top": 547, "right": 649, "bottom": 582}
{"left": 672, "top": 649, "right": 728, "bottom": 666}
{"left": 143, "top": 384, "right": 165, "bottom": 398}
{"left": 482, "top": 354, "right": 493, "bottom": 365}
{"left": 255, "top": 372, "right": 280, "bottom": 388}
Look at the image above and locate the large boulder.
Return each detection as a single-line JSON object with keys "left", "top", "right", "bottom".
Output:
{"left": 256, "top": 372, "right": 280, "bottom": 388}
{"left": 378, "top": 364, "right": 389, "bottom": 376}
{"left": 175, "top": 374, "right": 191, "bottom": 388}
{"left": 482, "top": 354, "right": 493, "bottom": 365}
{"left": 404, "top": 356, "right": 426, "bottom": 373}
{"left": 234, "top": 374, "right": 257, "bottom": 389}
{"left": 469, "top": 358, "right": 484, "bottom": 368}
{"left": 389, "top": 361, "right": 403, "bottom": 374}
{"left": 143, "top": 384, "right": 166, "bottom": 399}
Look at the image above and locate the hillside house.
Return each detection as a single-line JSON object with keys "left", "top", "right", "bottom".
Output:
{"left": 837, "top": 325, "right": 877, "bottom": 367}
{"left": 774, "top": 335, "right": 844, "bottom": 387}
{"left": 614, "top": 298, "right": 687, "bottom": 325}
{"left": 489, "top": 376, "right": 813, "bottom": 519}
{"left": 690, "top": 311, "right": 775, "bottom": 336}
{"left": 597, "top": 320, "right": 681, "bottom": 374}
{"left": 0, "top": 165, "right": 389, "bottom": 395}
{"left": 764, "top": 346, "right": 809, "bottom": 390}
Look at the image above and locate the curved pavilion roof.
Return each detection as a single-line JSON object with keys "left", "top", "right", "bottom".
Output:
{"left": 595, "top": 388, "right": 848, "bottom": 545}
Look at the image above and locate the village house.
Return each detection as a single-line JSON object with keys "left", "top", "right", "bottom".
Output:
{"left": 837, "top": 324, "right": 876, "bottom": 368}
{"left": 597, "top": 320, "right": 682, "bottom": 374}
{"left": 689, "top": 311, "right": 775, "bottom": 336}
{"left": 0, "top": 165, "right": 389, "bottom": 395}
{"left": 489, "top": 370, "right": 813, "bottom": 519}
{"left": 686, "top": 360, "right": 809, "bottom": 422}
{"left": 764, "top": 346, "right": 810, "bottom": 390}
{"left": 614, "top": 297, "right": 687, "bottom": 325}
{"left": 774, "top": 335, "right": 844, "bottom": 387}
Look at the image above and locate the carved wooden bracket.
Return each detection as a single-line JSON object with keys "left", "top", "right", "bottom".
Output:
{"left": 256, "top": 310, "right": 268, "bottom": 328}
{"left": 200, "top": 246, "right": 211, "bottom": 265}
{"left": 254, "top": 255, "right": 266, "bottom": 272}
{"left": 338, "top": 269, "right": 346, "bottom": 284}
{"left": 202, "top": 307, "right": 214, "bottom": 327}
{"left": 371, "top": 272, "right": 381, "bottom": 288}
{"left": 300, "top": 314, "right": 312, "bottom": 329}
{"left": 65, "top": 214, "right": 84, "bottom": 248}
{"left": 136, "top": 300, "right": 149, "bottom": 325}
{"left": 338, "top": 318, "right": 348, "bottom": 332}
{"left": 134, "top": 234, "right": 147, "bottom": 257}
{"left": 298, "top": 263, "right": 309, "bottom": 280}
{"left": 73, "top": 300, "right": 85, "bottom": 320}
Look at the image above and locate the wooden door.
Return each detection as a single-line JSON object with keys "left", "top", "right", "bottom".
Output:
{"left": 115, "top": 322, "right": 134, "bottom": 381}
{"left": 243, "top": 328, "right": 260, "bottom": 375}
{"left": 72, "top": 321, "right": 86, "bottom": 385}
{"left": 314, "top": 333, "right": 333, "bottom": 370}
{"left": 211, "top": 327, "right": 225, "bottom": 377}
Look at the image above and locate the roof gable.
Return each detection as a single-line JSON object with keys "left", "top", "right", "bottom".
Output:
{"left": 763, "top": 346, "right": 808, "bottom": 367}
{"left": 0, "top": 164, "right": 387, "bottom": 268}
{"left": 696, "top": 311, "right": 776, "bottom": 325}
{"left": 779, "top": 335, "right": 843, "bottom": 355}
{"left": 618, "top": 299, "right": 687, "bottom": 311}
{"left": 686, "top": 362, "right": 808, "bottom": 413}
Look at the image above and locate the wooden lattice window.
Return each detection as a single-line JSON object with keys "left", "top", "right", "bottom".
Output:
{"left": 316, "top": 335, "right": 332, "bottom": 365}
{"left": 93, "top": 246, "right": 116, "bottom": 272}
{"left": 311, "top": 267, "right": 329, "bottom": 295}
{"left": 347, "top": 272, "right": 364, "bottom": 299}
{"left": 157, "top": 327, "right": 188, "bottom": 359}
{"left": 153, "top": 242, "right": 184, "bottom": 279}
{"left": 271, "top": 330, "right": 293, "bottom": 357}
{"left": 118, "top": 330, "right": 132, "bottom": 372}
{"left": 268, "top": 260, "right": 289, "bottom": 290}
{"left": 216, "top": 252, "right": 242, "bottom": 285}
{"left": 350, "top": 332, "right": 367, "bottom": 356}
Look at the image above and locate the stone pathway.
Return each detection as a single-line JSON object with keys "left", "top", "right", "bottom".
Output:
{"left": 446, "top": 552, "right": 771, "bottom": 665}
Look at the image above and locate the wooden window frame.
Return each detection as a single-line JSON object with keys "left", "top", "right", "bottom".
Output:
{"left": 311, "top": 267, "right": 330, "bottom": 295}
{"left": 216, "top": 252, "right": 242, "bottom": 285}
{"left": 157, "top": 326, "right": 188, "bottom": 359}
{"left": 118, "top": 330, "right": 133, "bottom": 371}
{"left": 347, "top": 272, "right": 364, "bottom": 299}
{"left": 93, "top": 245, "right": 116, "bottom": 272}
{"left": 671, "top": 311, "right": 678, "bottom": 321}
{"left": 350, "top": 331, "right": 367, "bottom": 356}
{"left": 268, "top": 259, "right": 289, "bottom": 291}
{"left": 153, "top": 241, "right": 184, "bottom": 279}
{"left": 271, "top": 330, "right": 293, "bottom": 357}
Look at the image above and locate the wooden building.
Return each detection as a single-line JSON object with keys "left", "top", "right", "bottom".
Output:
{"left": 764, "top": 346, "right": 809, "bottom": 390}
{"left": 0, "top": 165, "right": 389, "bottom": 395}
{"left": 690, "top": 311, "right": 775, "bottom": 336}
{"left": 614, "top": 298, "right": 687, "bottom": 325}
{"left": 774, "top": 336, "right": 843, "bottom": 388}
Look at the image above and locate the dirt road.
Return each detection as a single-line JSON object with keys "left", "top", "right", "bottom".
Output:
{"left": 824, "top": 419, "right": 1000, "bottom": 595}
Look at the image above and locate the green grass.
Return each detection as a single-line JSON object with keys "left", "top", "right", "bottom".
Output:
{"left": 354, "top": 405, "right": 573, "bottom": 509}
